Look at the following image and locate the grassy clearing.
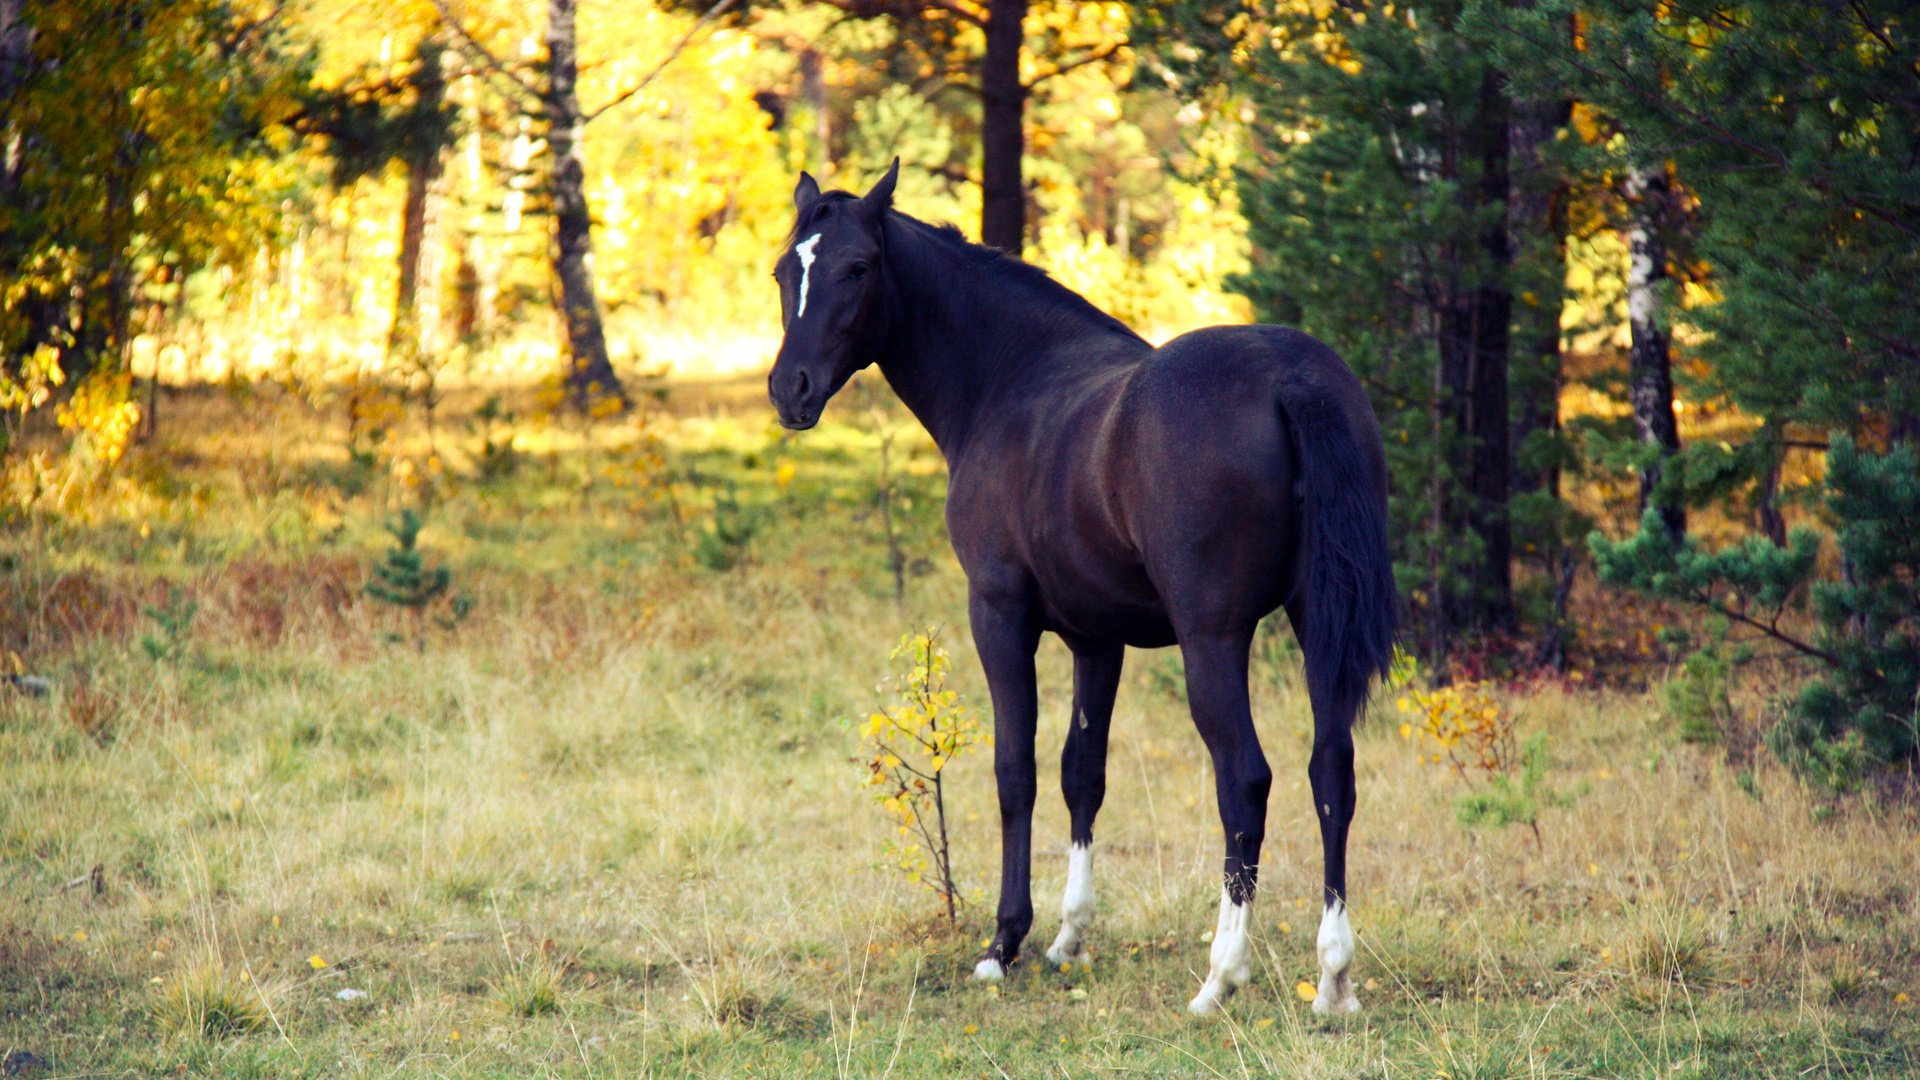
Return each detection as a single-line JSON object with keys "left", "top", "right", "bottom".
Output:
{"left": 2, "top": 381, "right": 1916, "bottom": 1077}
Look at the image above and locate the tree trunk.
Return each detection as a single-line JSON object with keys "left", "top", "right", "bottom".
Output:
{"left": 1440, "top": 68, "right": 1515, "bottom": 631}
{"left": 1506, "top": 96, "right": 1567, "bottom": 499}
{"left": 979, "top": 0, "right": 1027, "bottom": 252}
{"left": 389, "top": 35, "right": 447, "bottom": 360}
{"left": 1624, "top": 161, "right": 1684, "bottom": 537}
{"left": 0, "top": 0, "right": 27, "bottom": 199}
{"left": 545, "top": 0, "right": 627, "bottom": 413}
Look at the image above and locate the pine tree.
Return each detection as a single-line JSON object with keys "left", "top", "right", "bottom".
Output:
{"left": 365, "top": 510, "right": 466, "bottom": 650}
{"left": 1593, "top": 438, "right": 1918, "bottom": 785}
{"left": 1488, "top": 1, "right": 1920, "bottom": 779}
{"left": 1138, "top": 0, "right": 1523, "bottom": 657}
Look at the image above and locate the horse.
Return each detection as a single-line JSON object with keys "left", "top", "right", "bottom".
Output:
{"left": 767, "top": 160, "right": 1396, "bottom": 1014}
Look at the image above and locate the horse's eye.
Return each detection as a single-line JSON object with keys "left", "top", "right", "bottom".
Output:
{"left": 848, "top": 263, "right": 868, "bottom": 281}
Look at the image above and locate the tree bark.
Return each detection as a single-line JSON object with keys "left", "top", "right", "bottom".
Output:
{"left": 979, "top": 0, "right": 1027, "bottom": 252}
{"left": 1625, "top": 161, "right": 1684, "bottom": 537}
{"left": 1506, "top": 95, "right": 1567, "bottom": 498}
{"left": 545, "top": 0, "right": 627, "bottom": 413}
{"left": 0, "top": 0, "right": 27, "bottom": 198}
{"left": 389, "top": 35, "right": 448, "bottom": 360}
{"left": 1440, "top": 67, "right": 1515, "bottom": 631}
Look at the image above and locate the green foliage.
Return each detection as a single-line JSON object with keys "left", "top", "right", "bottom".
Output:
{"left": 470, "top": 395, "right": 522, "bottom": 482}
{"left": 364, "top": 509, "right": 469, "bottom": 648}
{"left": 691, "top": 481, "right": 761, "bottom": 572}
{"left": 1596, "top": 436, "right": 1920, "bottom": 785}
{"left": 140, "top": 587, "right": 199, "bottom": 663}
{"left": 1663, "top": 637, "right": 1736, "bottom": 746}
{"left": 1480, "top": 0, "right": 1920, "bottom": 491}
{"left": 1454, "top": 734, "right": 1571, "bottom": 837}
{"left": 1773, "top": 437, "right": 1920, "bottom": 782}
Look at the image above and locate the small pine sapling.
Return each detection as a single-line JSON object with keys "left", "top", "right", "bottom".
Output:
{"left": 1397, "top": 682, "right": 1574, "bottom": 846}
{"left": 691, "top": 481, "right": 760, "bottom": 571}
{"left": 364, "top": 509, "right": 470, "bottom": 650}
{"left": 139, "top": 586, "right": 198, "bottom": 662}
{"left": 854, "top": 629, "right": 985, "bottom": 922}
{"left": 1453, "top": 735, "right": 1577, "bottom": 848}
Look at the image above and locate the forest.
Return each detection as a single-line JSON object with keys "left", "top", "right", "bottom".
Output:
{"left": 2, "top": 0, "right": 1917, "bottom": 1076}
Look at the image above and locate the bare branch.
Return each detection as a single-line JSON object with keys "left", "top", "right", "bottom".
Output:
{"left": 1024, "top": 40, "right": 1125, "bottom": 89}
{"left": 585, "top": 0, "right": 739, "bottom": 124}
{"left": 816, "top": 0, "right": 985, "bottom": 27}
{"left": 430, "top": 0, "right": 543, "bottom": 106}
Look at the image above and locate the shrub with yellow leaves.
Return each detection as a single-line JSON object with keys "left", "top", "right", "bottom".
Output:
{"left": 854, "top": 628, "right": 985, "bottom": 922}
{"left": 57, "top": 369, "right": 142, "bottom": 472}
{"left": 1395, "top": 680, "right": 1518, "bottom": 777}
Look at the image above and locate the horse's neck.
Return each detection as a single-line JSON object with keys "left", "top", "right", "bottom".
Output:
{"left": 875, "top": 221, "right": 1140, "bottom": 459}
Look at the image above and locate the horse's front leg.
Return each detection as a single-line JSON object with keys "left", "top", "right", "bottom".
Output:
{"left": 969, "top": 587, "right": 1041, "bottom": 981}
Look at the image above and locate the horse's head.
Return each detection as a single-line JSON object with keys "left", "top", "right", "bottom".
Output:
{"left": 767, "top": 159, "right": 898, "bottom": 430}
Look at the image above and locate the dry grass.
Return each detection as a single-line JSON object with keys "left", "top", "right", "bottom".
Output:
{"left": 1, "top": 383, "right": 1915, "bottom": 1076}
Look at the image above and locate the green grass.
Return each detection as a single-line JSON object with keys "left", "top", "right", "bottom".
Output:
{"left": 2, "top": 380, "right": 1916, "bottom": 1077}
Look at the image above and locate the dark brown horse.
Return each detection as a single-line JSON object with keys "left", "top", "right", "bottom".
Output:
{"left": 768, "top": 161, "right": 1396, "bottom": 1013}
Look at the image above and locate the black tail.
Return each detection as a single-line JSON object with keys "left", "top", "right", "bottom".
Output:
{"left": 1275, "top": 374, "right": 1398, "bottom": 713}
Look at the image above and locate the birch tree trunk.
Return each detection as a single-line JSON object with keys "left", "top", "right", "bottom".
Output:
{"left": 1624, "top": 162, "right": 1684, "bottom": 537}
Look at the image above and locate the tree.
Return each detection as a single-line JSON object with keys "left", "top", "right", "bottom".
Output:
{"left": 1138, "top": 0, "right": 1522, "bottom": 658}
{"left": 434, "top": 0, "right": 621, "bottom": 411}
{"left": 1493, "top": 0, "right": 1920, "bottom": 778}
{"left": 390, "top": 33, "right": 452, "bottom": 359}
{"left": 0, "top": 0, "right": 309, "bottom": 403}
{"left": 767, "top": 0, "right": 1124, "bottom": 252}
{"left": 1484, "top": 0, "right": 1920, "bottom": 484}
{"left": 1621, "top": 158, "right": 1682, "bottom": 537}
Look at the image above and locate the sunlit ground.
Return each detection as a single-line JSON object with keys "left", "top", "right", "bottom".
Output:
{"left": 1, "top": 382, "right": 1913, "bottom": 1077}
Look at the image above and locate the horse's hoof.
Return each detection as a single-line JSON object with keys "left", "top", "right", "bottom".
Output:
{"left": 971, "top": 959, "right": 1005, "bottom": 982}
{"left": 1044, "top": 947, "right": 1088, "bottom": 968}
{"left": 1187, "top": 982, "right": 1232, "bottom": 1015}
{"left": 1311, "top": 992, "right": 1361, "bottom": 1015}
{"left": 1043, "top": 934, "right": 1088, "bottom": 968}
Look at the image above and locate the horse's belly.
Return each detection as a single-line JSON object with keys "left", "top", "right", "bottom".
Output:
{"left": 1032, "top": 555, "right": 1177, "bottom": 648}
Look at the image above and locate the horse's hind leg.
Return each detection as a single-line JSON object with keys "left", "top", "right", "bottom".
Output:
{"left": 1290, "top": 597, "right": 1363, "bottom": 1015}
{"left": 1046, "top": 642, "right": 1123, "bottom": 966}
{"left": 1179, "top": 631, "right": 1271, "bottom": 1014}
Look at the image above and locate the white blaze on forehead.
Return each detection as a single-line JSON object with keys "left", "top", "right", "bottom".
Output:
{"left": 793, "top": 233, "right": 823, "bottom": 319}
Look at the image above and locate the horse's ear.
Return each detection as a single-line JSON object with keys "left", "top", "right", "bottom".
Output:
{"left": 863, "top": 157, "right": 899, "bottom": 210}
{"left": 793, "top": 171, "right": 821, "bottom": 211}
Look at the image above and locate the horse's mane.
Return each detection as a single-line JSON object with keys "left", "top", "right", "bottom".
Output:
{"left": 887, "top": 212, "right": 1146, "bottom": 344}
{"left": 788, "top": 191, "right": 1145, "bottom": 345}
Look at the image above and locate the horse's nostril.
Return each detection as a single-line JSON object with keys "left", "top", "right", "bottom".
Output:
{"left": 795, "top": 370, "right": 812, "bottom": 399}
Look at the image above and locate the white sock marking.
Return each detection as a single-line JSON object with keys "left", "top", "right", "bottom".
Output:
{"left": 793, "top": 233, "right": 823, "bottom": 319}
{"left": 971, "top": 958, "right": 1004, "bottom": 982}
{"left": 1188, "top": 887, "right": 1253, "bottom": 1014}
{"left": 1046, "top": 842, "right": 1095, "bottom": 964}
{"left": 1314, "top": 900, "right": 1360, "bottom": 1014}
